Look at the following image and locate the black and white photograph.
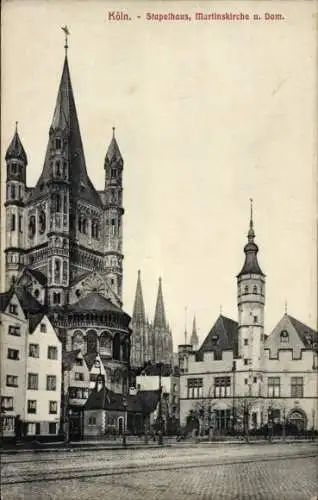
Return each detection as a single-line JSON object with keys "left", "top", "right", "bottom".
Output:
{"left": 1, "top": 1, "right": 317, "bottom": 498}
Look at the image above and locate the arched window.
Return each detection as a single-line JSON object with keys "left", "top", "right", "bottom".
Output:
{"left": 39, "top": 211, "right": 46, "bottom": 234}
{"left": 244, "top": 285, "right": 249, "bottom": 294}
{"left": 10, "top": 184, "right": 16, "bottom": 199}
{"left": 72, "top": 331, "right": 84, "bottom": 351}
{"left": 87, "top": 330, "right": 98, "bottom": 354}
{"left": 28, "top": 215, "right": 35, "bottom": 238}
{"left": 253, "top": 285, "right": 258, "bottom": 294}
{"left": 113, "top": 333, "right": 121, "bottom": 361}
{"left": 54, "top": 258, "right": 61, "bottom": 284}
{"left": 99, "top": 331, "right": 112, "bottom": 357}
{"left": 280, "top": 330, "right": 289, "bottom": 343}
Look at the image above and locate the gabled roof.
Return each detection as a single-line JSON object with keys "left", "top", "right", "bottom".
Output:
{"left": 15, "top": 288, "right": 44, "bottom": 314}
{"left": 196, "top": 315, "right": 238, "bottom": 361}
{"left": 28, "top": 56, "right": 102, "bottom": 208}
{"left": 5, "top": 129, "right": 28, "bottom": 164}
{"left": 84, "top": 386, "right": 160, "bottom": 414}
{"left": 29, "top": 313, "right": 46, "bottom": 334}
{"left": 27, "top": 268, "right": 47, "bottom": 286}
{"left": 287, "top": 315, "right": 318, "bottom": 348}
{"left": 0, "top": 287, "right": 43, "bottom": 315}
{"left": 84, "top": 352, "right": 99, "bottom": 370}
{"left": 62, "top": 349, "right": 83, "bottom": 370}
{"left": 0, "top": 291, "right": 12, "bottom": 312}
{"left": 137, "top": 362, "right": 173, "bottom": 377}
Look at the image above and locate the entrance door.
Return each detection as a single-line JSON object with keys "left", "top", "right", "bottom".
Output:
{"left": 288, "top": 410, "right": 306, "bottom": 431}
{"left": 118, "top": 416, "right": 124, "bottom": 435}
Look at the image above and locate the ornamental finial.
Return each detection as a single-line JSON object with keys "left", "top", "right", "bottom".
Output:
{"left": 248, "top": 198, "right": 255, "bottom": 242}
{"left": 61, "top": 26, "right": 70, "bottom": 55}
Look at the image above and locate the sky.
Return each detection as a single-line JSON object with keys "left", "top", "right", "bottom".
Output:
{"left": 1, "top": 0, "right": 317, "bottom": 349}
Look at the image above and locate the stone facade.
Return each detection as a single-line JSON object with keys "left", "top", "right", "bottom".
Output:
{"left": 2, "top": 44, "right": 132, "bottom": 437}
{"left": 179, "top": 208, "right": 318, "bottom": 433}
{"left": 130, "top": 271, "right": 173, "bottom": 368}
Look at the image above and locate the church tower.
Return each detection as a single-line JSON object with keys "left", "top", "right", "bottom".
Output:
{"left": 5, "top": 124, "right": 28, "bottom": 288}
{"left": 103, "top": 128, "right": 124, "bottom": 301}
{"left": 131, "top": 270, "right": 147, "bottom": 368}
{"left": 237, "top": 200, "right": 265, "bottom": 372}
{"left": 190, "top": 314, "right": 199, "bottom": 350}
{"left": 153, "top": 277, "right": 173, "bottom": 364}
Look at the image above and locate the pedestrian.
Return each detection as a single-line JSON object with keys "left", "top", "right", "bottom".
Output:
{"left": 14, "top": 415, "right": 22, "bottom": 445}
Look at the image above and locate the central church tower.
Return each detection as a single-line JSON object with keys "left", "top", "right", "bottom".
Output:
{"left": 237, "top": 201, "right": 265, "bottom": 372}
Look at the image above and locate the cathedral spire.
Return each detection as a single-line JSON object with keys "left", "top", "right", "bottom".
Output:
{"left": 132, "top": 270, "right": 146, "bottom": 325}
{"left": 237, "top": 200, "right": 265, "bottom": 277}
{"left": 153, "top": 277, "right": 166, "bottom": 328}
{"left": 190, "top": 314, "right": 199, "bottom": 348}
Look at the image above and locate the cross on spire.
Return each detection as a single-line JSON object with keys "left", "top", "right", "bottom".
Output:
{"left": 249, "top": 198, "right": 254, "bottom": 229}
{"left": 61, "top": 26, "right": 70, "bottom": 56}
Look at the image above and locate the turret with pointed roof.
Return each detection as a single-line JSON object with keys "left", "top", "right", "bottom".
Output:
{"left": 237, "top": 200, "right": 265, "bottom": 369}
{"left": 190, "top": 315, "right": 199, "bottom": 350}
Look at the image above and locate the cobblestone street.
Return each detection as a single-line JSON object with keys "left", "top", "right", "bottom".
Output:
{"left": 2, "top": 443, "right": 317, "bottom": 499}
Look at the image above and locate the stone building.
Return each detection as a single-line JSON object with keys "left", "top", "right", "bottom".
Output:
{"left": 130, "top": 271, "right": 173, "bottom": 368}
{"left": 2, "top": 39, "right": 131, "bottom": 436}
{"left": 179, "top": 205, "right": 318, "bottom": 434}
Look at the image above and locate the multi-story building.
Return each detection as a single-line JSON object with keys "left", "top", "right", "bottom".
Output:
{"left": 179, "top": 205, "right": 318, "bottom": 433}
{"left": 130, "top": 271, "right": 173, "bottom": 368}
{"left": 2, "top": 36, "right": 132, "bottom": 438}
{"left": 0, "top": 289, "right": 62, "bottom": 437}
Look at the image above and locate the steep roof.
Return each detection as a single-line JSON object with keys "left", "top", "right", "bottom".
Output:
{"left": 153, "top": 277, "right": 166, "bottom": 328}
{"left": 29, "top": 313, "right": 46, "bottom": 334}
{"left": 287, "top": 315, "right": 318, "bottom": 347}
{"left": 27, "top": 268, "right": 47, "bottom": 286}
{"left": 132, "top": 270, "right": 146, "bottom": 324}
{"left": 84, "top": 352, "right": 99, "bottom": 370}
{"left": 5, "top": 128, "right": 28, "bottom": 164}
{"left": 28, "top": 56, "right": 102, "bottom": 208}
{"left": 15, "top": 288, "right": 44, "bottom": 314}
{"left": 0, "top": 291, "right": 12, "bottom": 312}
{"left": 196, "top": 315, "right": 238, "bottom": 361}
{"left": 62, "top": 349, "right": 82, "bottom": 370}
{"left": 105, "top": 130, "right": 123, "bottom": 165}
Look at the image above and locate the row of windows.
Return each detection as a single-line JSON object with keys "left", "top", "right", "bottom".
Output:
{"left": 9, "top": 214, "right": 22, "bottom": 233}
{"left": 27, "top": 399, "right": 58, "bottom": 414}
{"left": 78, "top": 217, "right": 100, "bottom": 239}
{"left": 1, "top": 397, "right": 58, "bottom": 415}
{"left": 8, "top": 323, "right": 46, "bottom": 336}
{"left": 8, "top": 163, "right": 23, "bottom": 175}
{"left": 29, "top": 344, "right": 58, "bottom": 359}
{"left": 6, "top": 374, "right": 57, "bottom": 391}
{"left": 241, "top": 285, "right": 263, "bottom": 295}
{"left": 69, "top": 387, "right": 89, "bottom": 399}
{"left": 7, "top": 184, "right": 23, "bottom": 200}
{"left": 186, "top": 376, "right": 305, "bottom": 399}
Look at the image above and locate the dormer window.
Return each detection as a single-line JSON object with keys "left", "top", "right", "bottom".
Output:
{"left": 280, "top": 330, "right": 289, "bottom": 343}
{"left": 211, "top": 334, "right": 219, "bottom": 344}
{"left": 305, "top": 333, "right": 312, "bottom": 347}
{"left": 55, "top": 138, "right": 61, "bottom": 150}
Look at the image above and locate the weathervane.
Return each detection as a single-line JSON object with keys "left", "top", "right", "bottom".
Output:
{"left": 61, "top": 26, "right": 70, "bottom": 55}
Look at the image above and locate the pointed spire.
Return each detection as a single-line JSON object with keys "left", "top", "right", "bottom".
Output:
{"left": 237, "top": 200, "right": 265, "bottom": 277}
{"left": 248, "top": 198, "right": 255, "bottom": 242}
{"left": 153, "top": 277, "right": 166, "bottom": 328}
{"left": 105, "top": 127, "right": 123, "bottom": 164}
{"left": 61, "top": 26, "right": 70, "bottom": 56}
{"left": 190, "top": 313, "right": 199, "bottom": 347}
{"left": 5, "top": 124, "right": 28, "bottom": 164}
{"left": 184, "top": 306, "right": 188, "bottom": 344}
{"left": 29, "top": 51, "right": 101, "bottom": 207}
{"left": 132, "top": 269, "right": 146, "bottom": 324}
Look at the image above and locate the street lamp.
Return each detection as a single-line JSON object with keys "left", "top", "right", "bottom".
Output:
{"left": 122, "top": 396, "right": 127, "bottom": 448}
{"left": 158, "top": 362, "right": 164, "bottom": 445}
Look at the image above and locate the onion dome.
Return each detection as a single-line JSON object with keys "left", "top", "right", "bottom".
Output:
{"left": 237, "top": 199, "right": 265, "bottom": 277}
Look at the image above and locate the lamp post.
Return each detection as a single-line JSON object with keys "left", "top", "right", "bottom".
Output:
{"left": 158, "top": 362, "right": 163, "bottom": 445}
{"left": 122, "top": 396, "right": 127, "bottom": 448}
